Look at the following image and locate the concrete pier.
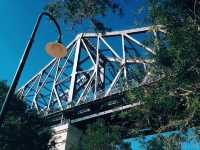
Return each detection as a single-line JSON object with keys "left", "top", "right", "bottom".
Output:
{"left": 50, "top": 122, "right": 82, "bottom": 150}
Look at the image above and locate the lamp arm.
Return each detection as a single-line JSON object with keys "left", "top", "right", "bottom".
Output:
{"left": 31, "top": 12, "right": 62, "bottom": 43}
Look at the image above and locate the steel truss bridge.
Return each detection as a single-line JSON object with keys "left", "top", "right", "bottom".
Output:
{"left": 18, "top": 25, "right": 165, "bottom": 124}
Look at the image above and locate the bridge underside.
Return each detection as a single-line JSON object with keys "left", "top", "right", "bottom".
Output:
{"left": 18, "top": 25, "right": 165, "bottom": 116}
{"left": 46, "top": 90, "right": 141, "bottom": 124}
{"left": 47, "top": 90, "right": 162, "bottom": 142}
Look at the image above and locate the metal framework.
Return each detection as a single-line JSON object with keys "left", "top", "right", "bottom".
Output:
{"left": 18, "top": 25, "right": 164, "bottom": 115}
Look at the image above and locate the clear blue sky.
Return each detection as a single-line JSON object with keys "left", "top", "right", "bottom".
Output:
{"left": 0, "top": 0, "right": 146, "bottom": 88}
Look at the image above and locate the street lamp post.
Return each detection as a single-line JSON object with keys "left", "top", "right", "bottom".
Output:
{"left": 0, "top": 12, "right": 67, "bottom": 125}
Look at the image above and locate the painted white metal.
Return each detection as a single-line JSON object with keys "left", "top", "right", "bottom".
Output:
{"left": 124, "top": 34, "right": 155, "bottom": 54}
{"left": 75, "top": 71, "right": 96, "bottom": 106}
{"left": 94, "top": 35, "right": 100, "bottom": 99}
{"left": 71, "top": 102, "right": 143, "bottom": 123}
{"left": 17, "top": 26, "right": 163, "bottom": 114}
{"left": 105, "top": 65, "right": 124, "bottom": 96}
{"left": 67, "top": 37, "right": 81, "bottom": 107}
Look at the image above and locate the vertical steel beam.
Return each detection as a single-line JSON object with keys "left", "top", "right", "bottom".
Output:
{"left": 153, "top": 27, "right": 160, "bottom": 52}
{"left": 94, "top": 35, "right": 100, "bottom": 99}
{"left": 68, "top": 35, "right": 82, "bottom": 107}
{"left": 121, "top": 34, "right": 127, "bottom": 84}
{"left": 51, "top": 59, "right": 64, "bottom": 111}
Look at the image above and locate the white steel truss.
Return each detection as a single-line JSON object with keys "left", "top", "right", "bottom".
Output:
{"left": 17, "top": 25, "right": 165, "bottom": 115}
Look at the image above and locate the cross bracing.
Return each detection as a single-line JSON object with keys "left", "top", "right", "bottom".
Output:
{"left": 17, "top": 25, "right": 165, "bottom": 115}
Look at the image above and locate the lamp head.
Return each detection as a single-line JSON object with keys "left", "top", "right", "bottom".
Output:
{"left": 45, "top": 42, "right": 67, "bottom": 58}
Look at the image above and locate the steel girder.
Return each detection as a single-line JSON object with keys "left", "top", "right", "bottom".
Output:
{"left": 17, "top": 25, "right": 165, "bottom": 115}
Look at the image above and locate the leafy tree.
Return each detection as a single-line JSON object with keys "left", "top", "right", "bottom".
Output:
{"left": 121, "top": 0, "right": 200, "bottom": 149}
{"left": 148, "top": 0, "right": 200, "bottom": 129}
{"left": 0, "top": 81, "right": 53, "bottom": 150}
{"left": 75, "top": 119, "right": 131, "bottom": 150}
{"left": 44, "top": 0, "right": 123, "bottom": 32}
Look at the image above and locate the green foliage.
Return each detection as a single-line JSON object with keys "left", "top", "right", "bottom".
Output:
{"left": 121, "top": 0, "right": 200, "bottom": 149}
{"left": 148, "top": 0, "right": 200, "bottom": 125}
{"left": 0, "top": 81, "right": 9, "bottom": 107}
{"left": 45, "top": 0, "right": 122, "bottom": 32}
{"left": 76, "top": 119, "right": 131, "bottom": 150}
{"left": 0, "top": 81, "right": 52, "bottom": 150}
{"left": 150, "top": 0, "right": 200, "bottom": 83}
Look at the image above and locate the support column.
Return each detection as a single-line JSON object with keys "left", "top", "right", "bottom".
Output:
{"left": 50, "top": 122, "right": 82, "bottom": 150}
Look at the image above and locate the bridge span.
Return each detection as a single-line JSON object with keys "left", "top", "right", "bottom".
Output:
{"left": 17, "top": 25, "right": 164, "bottom": 150}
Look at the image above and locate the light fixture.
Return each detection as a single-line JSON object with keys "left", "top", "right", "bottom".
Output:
{"left": 0, "top": 12, "right": 67, "bottom": 125}
{"left": 45, "top": 42, "right": 67, "bottom": 58}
